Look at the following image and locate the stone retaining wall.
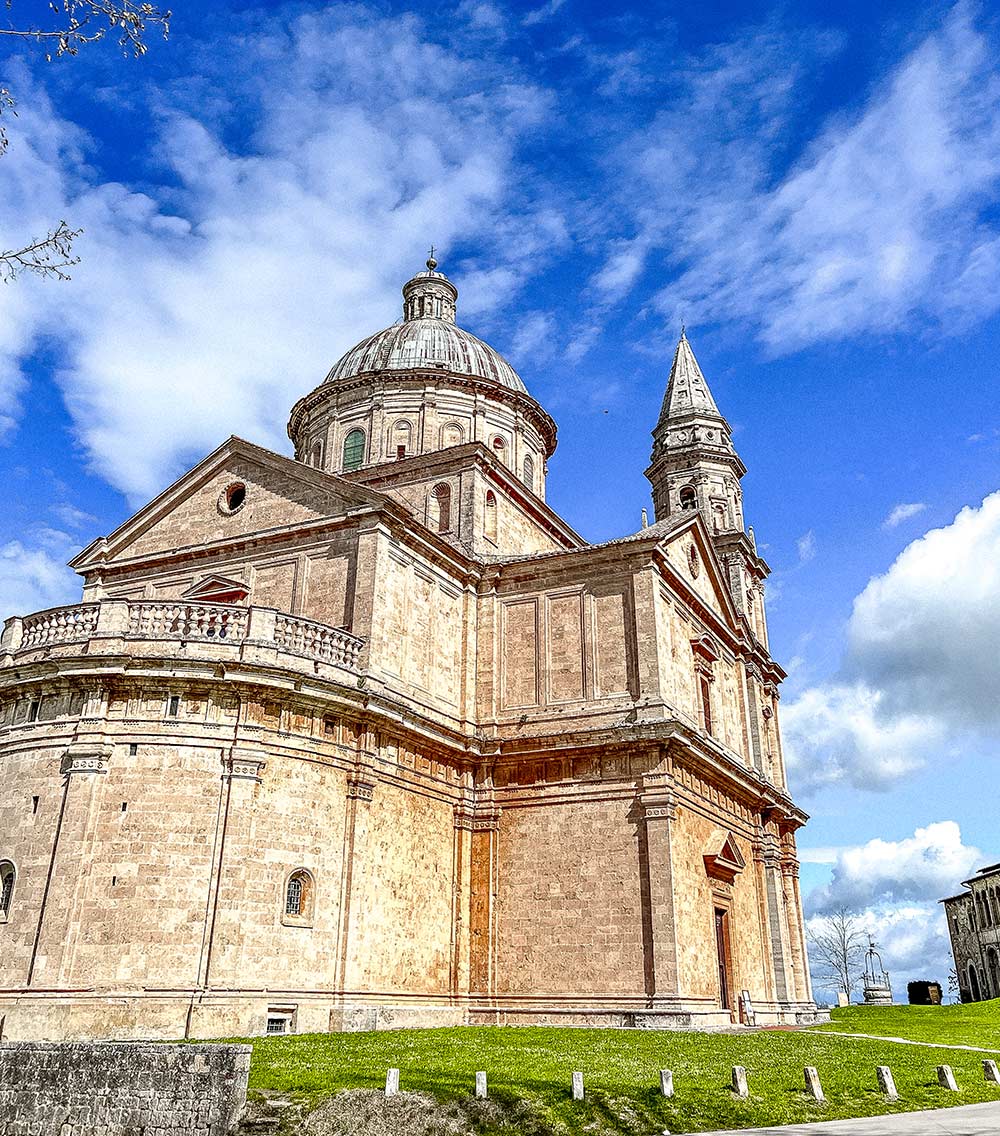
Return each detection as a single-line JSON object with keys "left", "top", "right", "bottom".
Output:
{"left": 0, "top": 1041, "right": 251, "bottom": 1136}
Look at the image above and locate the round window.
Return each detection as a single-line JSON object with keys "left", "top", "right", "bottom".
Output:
{"left": 219, "top": 481, "right": 247, "bottom": 515}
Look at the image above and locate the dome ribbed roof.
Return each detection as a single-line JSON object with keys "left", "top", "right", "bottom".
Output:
{"left": 323, "top": 257, "right": 527, "bottom": 393}
{"left": 324, "top": 318, "right": 527, "bottom": 392}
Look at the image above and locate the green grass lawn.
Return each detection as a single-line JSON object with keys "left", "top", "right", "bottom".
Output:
{"left": 817, "top": 997, "right": 1000, "bottom": 1049}
{"left": 238, "top": 1011, "right": 1000, "bottom": 1134}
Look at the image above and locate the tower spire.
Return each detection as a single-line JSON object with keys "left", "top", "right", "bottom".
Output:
{"left": 645, "top": 331, "right": 745, "bottom": 533}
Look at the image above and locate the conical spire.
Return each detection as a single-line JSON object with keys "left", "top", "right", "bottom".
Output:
{"left": 645, "top": 330, "right": 745, "bottom": 530}
{"left": 658, "top": 330, "right": 722, "bottom": 423}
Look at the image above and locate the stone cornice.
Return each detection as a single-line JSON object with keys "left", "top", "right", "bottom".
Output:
{"left": 287, "top": 369, "right": 558, "bottom": 458}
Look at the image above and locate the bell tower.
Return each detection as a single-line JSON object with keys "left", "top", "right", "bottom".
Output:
{"left": 645, "top": 331, "right": 745, "bottom": 535}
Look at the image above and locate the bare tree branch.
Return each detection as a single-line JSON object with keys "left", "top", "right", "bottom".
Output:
{"left": 0, "top": 1, "right": 171, "bottom": 59}
{"left": 0, "top": 2, "right": 168, "bottom": 282}
{"left": 0, "top": 220, "right": 82, "bottom": 282}
{"left": 806, "top": 906, "right": 867, "bottom": 998}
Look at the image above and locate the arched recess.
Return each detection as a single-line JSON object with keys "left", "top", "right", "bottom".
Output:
{"left": 988, "top": 948, "right": 1000, "bottom": 999}
{"left": 491, "top": 436, "right": 508, "bottom": 466}
{"left": 392, "top": 419, "right": 412, "bottom": 459}
{"left": 0, "top": 860, "right": 14, "bottom": 921}
{"left": 282, "top": 868, "right": 315, "bottom": 926}
{"left": 969, "top": 962, "right": 982, "bottom": 1002}
{"left": 342, "top": 428, "right": 366, "bottom": 472}
{"left": 522, "top": 453, "right": 535, "bottom": 491}
{"left": 440, "top": 421, "right": 465, "bottom": 448}
{"left": 428, "top": 483, "right": 452, "bottom": 533}
{"left": 485, "top": 491, "right": 498, "bottom": 544}
{"left": 680, "top": 485, "right": 697, "bottom": 510}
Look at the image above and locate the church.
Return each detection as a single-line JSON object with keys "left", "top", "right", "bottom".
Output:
{"left": 0, "top": 258, "right": 821, "bottom": 1040}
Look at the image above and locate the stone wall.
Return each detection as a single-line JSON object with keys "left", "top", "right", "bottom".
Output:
{"left": 0, "top": 1041, "right": 250, "bottom": 1136}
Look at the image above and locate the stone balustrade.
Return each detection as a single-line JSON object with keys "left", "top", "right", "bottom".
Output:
{"left": 1, "top": 599, "right": 365, "bottom": 672}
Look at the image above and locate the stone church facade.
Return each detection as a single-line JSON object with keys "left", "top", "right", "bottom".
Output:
{"left": 0, "top": 260, "right": 820, "bottom": 1041}
{"left": 942, "top": 861, "right": 1000, "bottom": 1002}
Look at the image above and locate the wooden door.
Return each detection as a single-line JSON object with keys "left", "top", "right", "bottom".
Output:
{"left": 715, "top": 907, "right": 731, "bottom": 1011}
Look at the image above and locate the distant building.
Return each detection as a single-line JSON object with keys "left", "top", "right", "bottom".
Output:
{"left": 941, "top": 862, "right": 1000, "bottom": 1002}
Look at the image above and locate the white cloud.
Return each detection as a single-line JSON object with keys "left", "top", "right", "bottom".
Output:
{"left": 805, "top": 822, "right": 982, "bottom": 998}
{"left": 808, "top": 821, "right": 982, "bottom": 912}
{"left": 522, "top": 0, "right": 567, "bottom": 27}
{"left": 0, "top": 539, "right": 78, "bottom": 622}
{"left": 784, "top": 490, "right": 1000, "bottom": 793}
{"left": 0, "top": 9, "right": 563, "bottom": 503}
{"left": 796, "top": 529, "right": 816, "bottom": 563}
{"left": 883, "top": 502, "right": 927, "bottom": 529}
{"left": 607, "top": 5, "right": 1000, "bottom": 352}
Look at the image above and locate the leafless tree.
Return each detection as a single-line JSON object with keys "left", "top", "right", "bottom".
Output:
{"left": 806, "top": 905, "right": 867, "bottom": 999}
{"left": 0, "top": 1, "right": 170, "bottom": 282}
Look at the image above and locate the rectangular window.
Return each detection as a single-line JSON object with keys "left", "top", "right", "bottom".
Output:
{"left": 265, "top": 1007, "right": 296, "bottom": 1035}
{"left": 31, "top": 795, "right": 39, "bottom": 814}
{"left": 121, "top": 802, "right": 128, "bottom": 813}
{"left": 129, "top": 743, "right": 138, "bottom": 755}
{"left": 396, "top": 445, "right": 406, "bottom": 459}
{"left": 28, "top": 700, "right": 40, "bottom": 723}
{"left": 167, "top": 696, "right": 180, "bottom": 717}
{"left": 700, "top": 675, "right": 713, "bottom": 736}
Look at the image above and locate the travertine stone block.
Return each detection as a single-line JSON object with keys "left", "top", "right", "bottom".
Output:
{"left": 937, "top": 1065, "right": 958, "bottom": 1091}
{"left": 731, "top": 1066, "right": 748, "bottom": 1098}
{"left": 660, "top": 1069, "right": 674, "bottom": 1098}
{"left": 984, "top": 1059, "right": 1000, "bottom": 1084}
{"left": 877, "top": 1066, "right": 898, "bottom": 1100}
{"left": 572, "top": 1071, "right": 584, "bottom": 1101}
{"left": 385, "top": 1068, "right": 400, "bottom": 1096}
{"left": 803, "top": 1066, "right": 824, "bottom": 1101}
{"left": 475, "top": 1071, "right": 487, "bottom": 1099}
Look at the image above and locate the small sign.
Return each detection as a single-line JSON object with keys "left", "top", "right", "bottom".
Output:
{"left": 739, "top": 990, "right": 756, "bottom": 1026}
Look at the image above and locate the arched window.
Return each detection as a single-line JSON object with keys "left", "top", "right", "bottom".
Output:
{"left": 491, "top": 436, "right": 507, "bottom": 465}
{"left": 428, "top": 483, "right": 451, "bottom": 533}
{"left": 283, "top": 868, "right": 314, "bottom": 925}
{"left": 0, "top": 861, "right": 14, "bottom": 920}
{"left": 440, "top": 421, "right": 465, "bottom": 448}
{"left": 522, "top": 453, "right": 534, "bottom": 491}
{"left": 485, "top": 491, "right": 498, "bottom": 544}
{"left": 342, "top": 429, "right": 366, "bottom": 472}
{"left": 680, "top": 486, "right": 696, "bottom": 511}
{"left": 311, "top": 441, "right": 323, "bottom": 468}
{"left": 392, "top": 419, "right": 412, "bottom": 459}
{"left": 969, "top": 962, "right": 982, "bottom": 1001}
{"left": 988, "top": 948, "right": 1000, "bottom": 999}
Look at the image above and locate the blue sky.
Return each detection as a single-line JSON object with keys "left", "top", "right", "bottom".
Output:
{"left": 2, "top": 0, "right": 999, "bottom": 1000}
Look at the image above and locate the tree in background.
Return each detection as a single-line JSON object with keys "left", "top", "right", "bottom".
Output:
{"left": 0, "top": 1, "right": 170, "bottom": 281}
{"left": 807, "top": 906, "right": 867, "bottom": 1000}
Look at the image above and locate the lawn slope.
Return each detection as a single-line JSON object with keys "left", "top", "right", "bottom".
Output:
{"left": 242, "top": 1017, "right": 1000, "bottom": 1134}
{"left": 817, "top": 997, "right": 1000, "bottom": 1048}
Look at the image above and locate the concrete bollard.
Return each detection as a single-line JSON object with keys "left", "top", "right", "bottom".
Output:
{"left": 731, "top": 1066, "right": 749, "bottom": 1098}
{"left": 475, "top": 1071, "right": 488, "bottom": 1099}
{"left": 385, "top": 1068, "right": 400, "bottom": 1096}
{"left": 572, "top": 1071, "right": 584, "bottom": 1101}
{"left": 877, "top": 1066, "right": 898, "bottom": 1100}
{"left": 660, "top": 1069, "right": 674, "bottom": 1098}
{"left": 937, "top": 1065, "right": 958, "bottom": 1091}
{"left": 983, "top": 1060, "right": 999, "bottom": 1084}
{"left": 803, "top": 1066, "right": 825, "bottom": 1102}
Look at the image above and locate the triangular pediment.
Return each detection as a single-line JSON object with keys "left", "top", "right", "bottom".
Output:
{"left": 182, "top": 574, "right": 250, "bottom": 603}
{"left": 654, "top": 512, "right": 740, "bottom": 631}
{"left": 70, "top": 437, "right": 389, "bottom": 572}
{"left": 704, "top": 829, "right": 746, "bottom": 882}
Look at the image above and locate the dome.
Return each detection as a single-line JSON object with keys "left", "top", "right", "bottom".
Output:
{"left": 323, "top": 255, "right": 528, "bottom": 393}
{"left": 324, "top": 319, "right": 527, "bottom": 392}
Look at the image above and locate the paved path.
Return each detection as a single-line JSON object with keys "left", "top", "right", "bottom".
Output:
{"left": 696, "top": 1100, "right": 1000, "bottom": 1136}
{"left": 803, "top": 1030, "right": 1000, "bottom": 1055}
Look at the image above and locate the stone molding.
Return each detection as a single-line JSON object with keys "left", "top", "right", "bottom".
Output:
{"left": 454, "top": 804, "right": 502, "bottom": 831}
{"left": 224, "top": 752, "right": 267, "bottom": 781}
{"left": 347, "top": 775, "right": 375, "bottom": 802}
{"left": 60, "top": 746, "right": 112, "bottom": 775}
